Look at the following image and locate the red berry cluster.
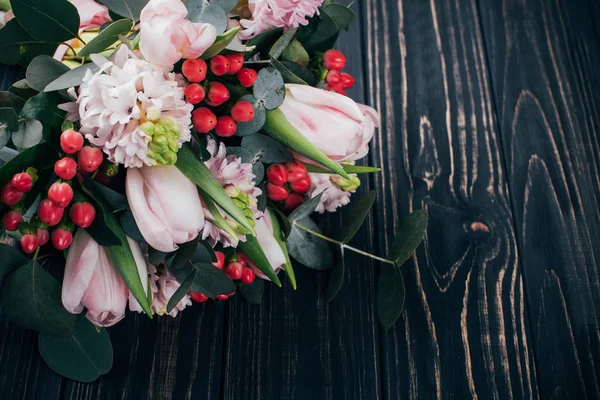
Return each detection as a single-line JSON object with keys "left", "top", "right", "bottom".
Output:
{"left": 182, "top": 54, "right": 258, "bottom": 138}
{"left": 189, "top": 251, "right": 256, "bottom": 303}
{"left": 265, "top": 162, "right": 311, "bottom": 213}
{"left": 322, "top": 49, "right": 355, "bottom": 96}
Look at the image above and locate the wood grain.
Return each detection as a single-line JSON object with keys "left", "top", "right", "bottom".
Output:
{"left": 361, "top": 0, "right": 538, "bottom": 398}
{"left": 478, "top": 0, "right": 600, "bottom": 397}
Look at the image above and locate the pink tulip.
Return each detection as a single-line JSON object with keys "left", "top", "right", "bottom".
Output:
{"left": 278, "top": 84, "right": 380, "bottom": 162}
{"left": 62, "top": 230, "right": 129, "bottom": 327}
{"left": 251, "top": 211, "right": 287, "bottom": 280}
{"left": 139, "top": 0, "right": 217, "bottom": 70}
{"left": 126, "top": 165, "right": 205, "bottom": 253}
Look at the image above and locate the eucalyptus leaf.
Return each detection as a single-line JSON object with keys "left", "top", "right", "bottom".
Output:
{"left": 268, "top": 28, "right": 297, "bottom": 60}
{"left": 9, "top": 80, "right": 38, "bottom": 102}
{"left": 0, "top": 243, "right": 27, "bottom": 288}
{"left": 323, "top": 3, "right": 356, "bottom": 30}
{"left": 101, "top": 0, "right": 148, "bottom": 20}
{"left": 78, "top": 19, "right": 133, "bottom": 57}
{"left": 120, "top": 211, "right": 145, "bottom": 243}
{"left": 288, "top": 192, "right": 324, "bottom": 223}
{"left": 12, "top": 119, "right": 43, "bottom": 150}
{"left": 189, "top": 262, "right": 237, "bottom": 298}
{"left": 166, "top": 269, "right": 196, "bottom": 312}
{"left": 326, "top": 247, "right": 345, "bottom": 302}
{"left": 45, "top": 63, "right": 100, "bottom": 92}
{"left": 20, "top": 92, "right": 65, "bottom": 150}
{"left": 339, "top": 191, "right": 376, "bottom": 244}
{"left": 389, "top": 209, "right": 428, "bottom": 266}
{"left": 0, "top": 127, "right": 10, "bottom": 150}
{"left": 11, "top": 0, "right": 80, "bottom": 42}
{"left": 377, "top": 265, "right": 405, "bottom": 331}
{"left": 234, "top": 95, "right": 266, "bottom": 136}
{"left": 39, "top": 315, "right": 113, "bottom": 382}
{"left": 185, "top": 0, "right": 226, "bottom": 33}
{"left": 26, "top": 55, "right": 70, "bottom": 91}
{"left": 0, "top": 107, "right": 19, "bottom": 131}
{"left": 253, "top": 68, "right": 285, "bottom": 110}
{"left": 270, "top": 58, "right": 310, "bottom": 85}
{"left": 212, "top": 0, "right": 238, "bottom": 13}
{"left": 0, "top": 260, "right": 76, "bottom": 335}
{"left": 0, "top": 19, "right": 57, "bottom": 67}
{"left": 169, "top": 238, "right": 199, "bottom": 270}
{"left": 287, "top": 217, "right": 334, "bottom": 270}
{"left": 239, "top": 278, "right": 265, "bottom": 305}
{"left": 241, "top": 133, "right": 294, "bottom": 164}
{"left": 0, "top": 90, "right": 25, "bottom": 113}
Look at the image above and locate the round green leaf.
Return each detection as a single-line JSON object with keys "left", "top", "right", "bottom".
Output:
{"left": 39, "top": 315, "right": 113, "bottom": 382}
{"left": 241, "top": 133, "right": 295, "bottom": 164}
{"left": 11, "top": 0, "right": 80, "bottom": 42}
{"left": 26, "top": 55, "right": 70, "bottom": 92}
{"left": 101, "top": 0, "right": 148, "bottom": 20}
{"left": 377, "top": 265, "right": 405, "bottom": 331}
{"left": 287, "top": 217, "right": 334, "bottom": 270}
{"left": 234, "top": 95, "right": 266, "bottom": 137}
{"left": 186, "top": 1, "right": 227, "bottom": 33}
{"left": 252, "top": 68, "right": 285, "bottom": 110}
{"left": 190, "top": 262, "right": 237, "bottom": 298}
{"left": 0, "top": 126, "right": 10, "bottom": 150}
{"left": 0, "top": 19, "right": 57, "bottom": 67}
{"left": 12, "top": 119, "right": 43, "bottom": 150}
{"left": 0, "top": 107, "right": 19, "bottom": 131}
{"left": 239, "top": 279, "right": 265, "bottom": 305}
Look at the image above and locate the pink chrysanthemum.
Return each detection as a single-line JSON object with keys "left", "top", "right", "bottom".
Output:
{"left": 59, "top": 45, "right": 193, "bottom": 168}
{"left": 151, "top": 265, "right": 192, "bottom": 317}
{"left": 306, "top": 173, "right": 356, "bottom": 213}
{"left": 201, "top": 137, "right": 262, "bottom": 247}
{"left": 239, "top": 0, "right": 324, "bottom": 39}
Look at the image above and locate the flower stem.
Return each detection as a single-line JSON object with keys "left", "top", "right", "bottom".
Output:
{"left": 293, "top": 222, "right": 395, "bottom": 265}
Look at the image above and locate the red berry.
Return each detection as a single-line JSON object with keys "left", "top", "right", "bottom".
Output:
{"left": 323, "top": 49, "right": 347, "bottom": 71}
{"left": 326, "top": 70, "right": 342, "bottom": 86}
{"left": 236, "top": 252, "right": 249, "bottom": 268}
{"left": 60, "top": 129, "right": 84, "bottom": 154}
{"left": 192, "top": 107, "right": 218, "bottom": 133}
{"left": 266, "top": 164, "right": 288, "bottom": 186}
{"left": 284, "top": 192, "right": 304, "bottom": 213}
{"left": 69, "top": 202, "right": 96, "bottom": 228}
{"left": 226, "top": 53, "right": 244, "bottom": 74}
{"left": 266, "top": 182, "right": 289, "bottom": 201}
{"left": 240, "top": 267, "right": 255, "bottom": 285}
{"left": 210, "top": 55, "right": 230, "bottom": 76}
{"left": 212, "top": 251, "right": 225, "bottom": 269}
{"left": 206, "top": 82, "right": 230, "bottom": 106}
{"left": 11, "top": 172, "right": 33, "bottom": 192}
{"left": 237, "top": 68, "right": 258, "bottom": 87}
{"left": 48, "top": 182, "right": 74, "bottom": 208}
{"left": 36, "top": 228, "right": 50, "bottom": 246}
{"left": 20, "top": 234, "right": 38, "bottom": 254}
{"left": 2, "top": 210, "right": 22, "bottom": 231}
{"left": 1, "top": 184, "right": 23, "bottom": 206}
{"left": 216, "top": 294, "right": 229, "bottom": 300}
{"left": 341, "top": 72, "right": 355, "bottom": 89}
{"left": 215, "top": 116, "right": 237, "bottom": 137}
{"left": 78, "top": 146, "right": 103, "bottom": 173}
{"left": 231, "top": 100, "right": 255, "bottom": 123}
{"left": 325, "top": 83, "right": 346, "bottom": 96}
{"left": 51, "top": 228, "right": 73, "bottom": 251}
{"left": 285, "top": 162, "right": 308, "bottom": 183}
{"left": 54, "top": 157, "right": 78, "bottom": 180}
{"left": 225, "top": 261, "right": 243, "bottom": 280}
{"left": 190, "top": 291, "right": 209, "bottom": 303}
{"left": 290, "top": 176, "right": 311, "bottom": 194}
{"left": 37, "top": 199, "right": 64, "bottom": 227}
{"left": 182, "top": 58, "right": 208, "bottom": 83}
{"left": 184, "top": 83, "right": 205, "bottom": 105}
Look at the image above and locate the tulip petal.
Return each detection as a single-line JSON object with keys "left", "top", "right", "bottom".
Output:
{"left": 255, "top": 215, "right": 286, "bottom": 272}
{"left": 62, "top": 230, "right": 101, "bottom": 314}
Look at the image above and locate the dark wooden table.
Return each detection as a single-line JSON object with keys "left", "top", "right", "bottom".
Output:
{"left": 2, "top": 0, "right": 600, "bottom": 398}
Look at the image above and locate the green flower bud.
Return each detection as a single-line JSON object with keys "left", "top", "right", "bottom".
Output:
{"left": 145, "top": 117, "right": 181, "bottom": 166}
{"left": 225, "top": 185, "right": 241, "bottom": 198}
{"left": 331, "top": 175, "right": 361, "bottom": 192}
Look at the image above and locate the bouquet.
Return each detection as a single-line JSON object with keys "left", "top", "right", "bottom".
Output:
{"left": 0, "top": 0, "right": 427, "bottom": 382}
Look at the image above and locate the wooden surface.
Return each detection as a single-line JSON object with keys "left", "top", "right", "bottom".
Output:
{"left": 1, "top": 0, "right": 599, "bottom": 398}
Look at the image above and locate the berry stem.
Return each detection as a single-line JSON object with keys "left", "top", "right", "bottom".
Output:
{"left": 293, "top": 222, "right": 395, "bottom": 265}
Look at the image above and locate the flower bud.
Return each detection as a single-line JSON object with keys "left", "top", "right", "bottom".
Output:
{"left": 331, "top": 175, "right": 361, "bottom": 192}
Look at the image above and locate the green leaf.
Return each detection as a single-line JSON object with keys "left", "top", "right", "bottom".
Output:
{"left": 0, "top": 142, "right": 57, "bottom": 185}
{"left": 166, "top": 269, "right": 195, "bottom": 313}
{"left": 39, "top": 315, "right": 113, "bottom": 382}
{"left": 176, "top": 145, "right": 255, "bottom": 235}
{"left": 0, "top": 107, "right": 19, "bottom": 131}
{"left": 0, "top": 259, "right": 76, "bottom": 335}
{"left": 287, "top": 217, "right": 334, "bottom": 270}
{"left": 212, "top": 0, "right": 238, "bottom": 13}
{"left": 12, "top": 119, "right": 43, "bottom": 150}
{"left": 270, "top": 58, "right": 310, "bottom": 85}
{"left": 239, "top": 278, "right": 265, "bottom": 305}
{"left": 323, "top": 3, "right": 356, "bottom": 30}
{"left": 20, "top": 92, "right": 65, "bottom": 150}
{"left": 268, "top": 208, "right": 295, "bottom": 289}
{"left": 225, "top": 146, "right": 264, "bottom": 182}
{"left": 148, "top": 247, "right": 167, "bottom": 265}
{"left": 0, "top": 19, "right": 58, "bottom": 67}
{"left": 389, "top": 209, "right": 428, "bottom": 266}
{"left": 188, "top": 262, "right": 236, "bottom": 298}
{"left": 268, "top": 28, "right": 297, "bottom": 60}
{"left": 339, "top": 190, "right": 376, "bottom": 244}
{"left": 297, "top": 7, "right": 339, "bottom": 53}
{"left": 9, "top": 80, "right": 38, "bottom": 102}
{"left": 234, "top": 94, "right": 266, "bottom": 137}
{"left": 237, "top": 235, "right": 282, "bottom": 287}
{"left": 11, "top": 0, "right": 80, "bottom": 42}
{"left": 189, "top": 2, "right": 227, "bottom": 34}
{"left": 305, "top": 163, "right": 381, "bottom": 174}
{"left": 101, "top": 0, "right": 148, "bottom": 21}
{"left": 270, "top": 207, "right": 291, "bottom": 239}
{"left": 0, "top": 126, "right": 9, "bottom": 150}
{"left": 45, "top": 63, "right": 100, "bottom": 92}
{"left": 0, "top": 90, "right": 25, "bottom": 112}
{"left": 0, "top": 243, "right": 27, "bottom": 288}
{"left": 80, "top": 180, "right": 121, "bottom": 247}
{"left": 263, "top": 109, "right": 350, "bottom": 179}
{"left": 25, "top": 55, "right": 70, "bottom": 92}
{"left": 281, "top": 40, "right": 310, "bottom": 66}
{"left": 377, "top": 265, "right": 405, "bottom": 331}
{"left": 83, "top": 178, "right": 129, "bottom": 212}
{"left": 241, "top": 133, "right": 294, "bottom": 164}
{"left": 326, "top": 247, "right": 344, "bottom": 302}
{"left": 288, "top": 192, "right": 324, "bottom": 223}
{"left": 169, "top": 237, "right": 199, "bottom": 270}
{"left": 119, "top": 211, "right": 145, "bottom": 243}
{"left": 78, "top": 19, "right": 133, "bottom": 57}
{"left": 198, "top": 188, "right": 240, "bottom": 245}
{"left": 253, "top": 67, "right": 285, "bottom": 110}
{"left": 201, "top": 27, "right": 241, "bottom": 59}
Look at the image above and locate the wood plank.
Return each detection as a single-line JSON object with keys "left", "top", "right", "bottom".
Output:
{"left": 361, "top": 0, "right": 539, "bottom": 398}
{"left": 220, "top": 4, "right": 382, "bottom": 399}
{"left": 478, "top": 0, "right": 600, "bottom": 397}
